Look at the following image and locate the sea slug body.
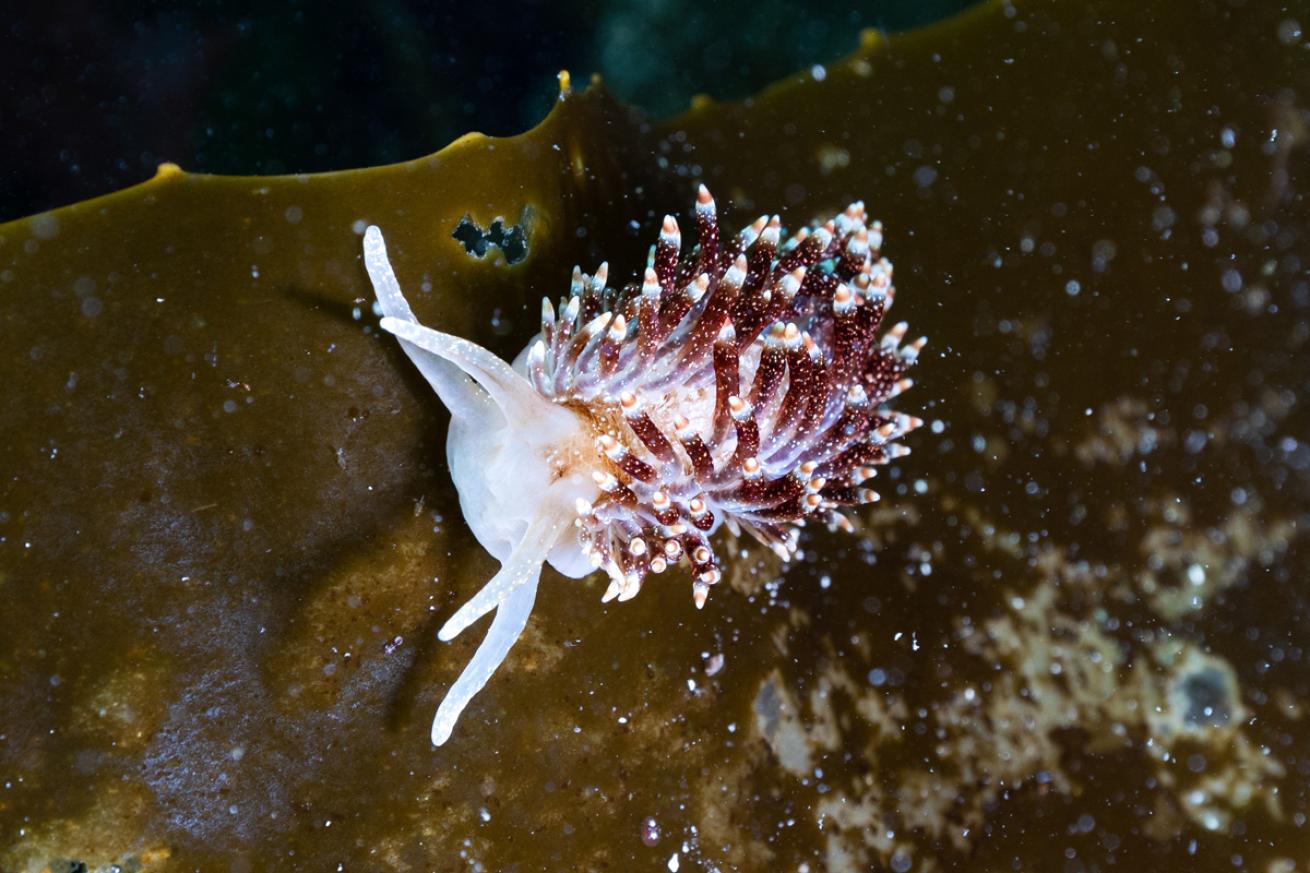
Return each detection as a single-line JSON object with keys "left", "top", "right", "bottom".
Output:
{"left": 362, "top": 186, "right": 925, "bottom": 746}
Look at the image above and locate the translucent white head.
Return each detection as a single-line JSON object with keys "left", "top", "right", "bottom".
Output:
{"left": 362, "top": 226, "right": 600, "bottom": 746}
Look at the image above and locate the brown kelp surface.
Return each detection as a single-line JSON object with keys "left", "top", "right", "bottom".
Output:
{"left": 2, "top": 1, "right": 1307, "bottom": 870}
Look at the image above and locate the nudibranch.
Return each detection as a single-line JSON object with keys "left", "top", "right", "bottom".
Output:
{"left": 362, "top": 186, "right": 925, "bottom": 746}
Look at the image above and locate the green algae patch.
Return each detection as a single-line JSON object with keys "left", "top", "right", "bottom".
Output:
{"left": 3, "top": 1, "right": 1309, "bottom": 870}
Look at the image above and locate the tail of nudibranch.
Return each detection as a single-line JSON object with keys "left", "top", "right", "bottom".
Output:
{"left": 528, "top": 186, "right": 925, "bottom": 608}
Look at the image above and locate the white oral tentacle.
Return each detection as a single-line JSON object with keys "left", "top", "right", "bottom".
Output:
{"left": 437, "top": 507, "right": 574, "bottom": 643}
{"left": 366, "top": 224, "right": 547, "bottom": 425}
{"left": 430, "top": 569, "right": 541, "bottom": 747}
{"left": 364, "top": 226, "right": 494, "bottom": 426}
{"left": 364, "top": 225, "right": 419, "bottom": 321}
{"left": 379, "top": 317, "right": 545, "bottom": 421}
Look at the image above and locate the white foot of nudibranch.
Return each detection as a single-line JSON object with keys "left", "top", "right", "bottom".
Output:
{"left": 362, "top": 226, "right": 599, "bottom": 747}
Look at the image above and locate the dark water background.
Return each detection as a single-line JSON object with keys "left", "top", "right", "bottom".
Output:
{"left": 1, "top": 0, "right": 975, "bottom": 222}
